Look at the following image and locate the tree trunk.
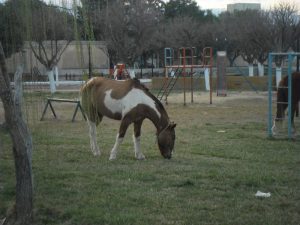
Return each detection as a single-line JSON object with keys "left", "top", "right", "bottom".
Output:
{"left": 248, "top": 63, "right": 254, "bottom": 77}
{"left": 47, "top": 69, "right": 56, "bottom": 94}
{"left": 258, "top": 63, "right": 264, "bottom": 77}
{"left": 54, "top": 66, "right": 59, "bottom": 87}
{"left": 0, "top": 43, "right": 33, "bottom": 225}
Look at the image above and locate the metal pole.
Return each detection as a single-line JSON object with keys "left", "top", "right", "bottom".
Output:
{"left": 191, "top": 47, "right": 194, "bottom": 103}
{"left": 183, "top": 48, "right": 186, "bottom": 106}
{"left": 287, "top": 54, "right": 293, "bottom": 139}
{"left": 268, "top": 53, "right": 273, "bottom": 138}
{"left": 140, "top": 55, "right": 143, "bottom": 78}
{"left": 297, "top": 39, "right": 299, "bottom": 72}
{"left": 209, "top": 48, "right": 213, "bottom": 104}
{"left": 151, "top": 53, "right": 154, "bottom": 77}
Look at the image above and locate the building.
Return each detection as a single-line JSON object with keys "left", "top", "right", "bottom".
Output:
{"left": 5, "top": 41, "right": 109, "bottom": 79}
{"left": 227, "top": 3, "right": 261, "bottom": 13}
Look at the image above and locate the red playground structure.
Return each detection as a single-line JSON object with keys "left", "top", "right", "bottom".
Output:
{"left": 157, "top": 47, "right": 213, "bottom": 105}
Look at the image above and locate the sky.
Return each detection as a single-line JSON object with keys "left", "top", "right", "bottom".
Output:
{"left": 195, "top": 0, "right": 300, "bottom": 10}
{"left": 1, "top": 0, "right": 299, "bottom": 12}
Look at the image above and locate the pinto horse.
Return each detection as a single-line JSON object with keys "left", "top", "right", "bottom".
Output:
{"left": 81, "top": 77, "right": 176, "bottom": 160}
{"left": 272, "top": 72, "right": 300, "bottom": 135}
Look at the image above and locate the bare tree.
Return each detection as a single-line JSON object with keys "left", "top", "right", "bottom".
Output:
{"left": 216, "top": 12, "right": 240, "bottom": 66}
{"left": 270, "top": 2, "right": 299, "bottom": 65}
{"left": 101, "top": 0, "right": 163, "bottom": 66}
{"left": 249, "top": 10, "right": 273, "bottom": 76}
{"left": 29, "top": 2, "right": 74, "bottom": 92}
{"left": 265, "top": 2, "right": 299, "bottom": 83}
{"left": 159, "top": 17, "right": 202, "bottom": 48}
{"left": 234, "top": 10, "right": 266, "bottom": 76}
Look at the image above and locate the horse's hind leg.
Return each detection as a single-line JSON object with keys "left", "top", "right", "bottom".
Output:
{"left": 87, "top": 119, "right": 101, "bottom": 156}
{"left": 133, "top": 120, "right": 145, "bottom": 160}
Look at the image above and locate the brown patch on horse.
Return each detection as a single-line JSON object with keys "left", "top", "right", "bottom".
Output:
{"left": 273, "top": 72, "right": 300, "bottom": 134}
{"left": 276, "top": 72, "right": 300, "bottom": 120}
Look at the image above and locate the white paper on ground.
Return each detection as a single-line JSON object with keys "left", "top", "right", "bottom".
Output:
{"left": 255, "top": 191, "right": 271, "bottom": 198}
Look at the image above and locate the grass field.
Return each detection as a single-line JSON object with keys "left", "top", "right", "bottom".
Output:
{"left": 1, "top": 91, "right": 300, "bottom": 225}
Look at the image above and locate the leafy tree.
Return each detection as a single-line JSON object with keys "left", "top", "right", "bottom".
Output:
{"left": 164, "top": 0, "right": 204, "bottom": 20}
{"left": 164, "top": 0, "right": 217, "bottom": 22}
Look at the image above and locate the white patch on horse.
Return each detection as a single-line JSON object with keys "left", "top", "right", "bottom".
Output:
{"left": 109, "top": 134, "right": 123, "bottom": 160}
{"left": 87, "top": 120, "right": 100, "bottom": 156}
{"left": 133, "top": 135, "right": 145, "bottom": 160}
{"left": 104, "top": 88, "right": 161, "bottom": 118}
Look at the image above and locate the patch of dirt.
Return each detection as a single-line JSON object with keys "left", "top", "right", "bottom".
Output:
{"left": 163, "top": 91, "right": 272, "bottom": 128}
{"left": 0, "top": 91, "right": 272, "bottom": 125}
{"left": 165, "top": 91, "right": 269, "bottom": 105}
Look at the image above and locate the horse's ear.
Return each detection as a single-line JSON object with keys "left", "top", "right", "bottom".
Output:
{"left": 169, "top": 122, "right": 176, "bottom": 129}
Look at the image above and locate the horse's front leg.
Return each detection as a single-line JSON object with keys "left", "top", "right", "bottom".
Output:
{"left": 133, "top": 120, "right": 145, "bottom": 160}
{"left": 291, "top": 103, "right": 297, "bottom": 135}
{"left": 109, "top": 118, "right": 131, "bottom": 160}
{"left": 87, "top": 119, "right": 100, "bottom": 156}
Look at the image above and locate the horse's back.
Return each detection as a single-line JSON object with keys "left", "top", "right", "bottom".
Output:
{"left": 81, "top": 77, "right": 150, "bottom": 122}
{"left": 279, "top": 72, "right": 300, "bottom": 86}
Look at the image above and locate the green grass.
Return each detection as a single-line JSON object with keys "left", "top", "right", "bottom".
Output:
{"left": 1, "top": 91, "right": 300, "bottom": 225}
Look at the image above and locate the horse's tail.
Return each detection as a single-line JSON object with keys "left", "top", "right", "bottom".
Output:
{"left": 80, "top": 78, "right": 96, "bottom": 112}
{"left": 80, "top": 79, "right": 102, "bottom": 125}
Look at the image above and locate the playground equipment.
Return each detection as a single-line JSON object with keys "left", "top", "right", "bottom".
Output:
{"left": 158, "top": 47, "right": 213, "bottom": 105}
{"left": 216, "top": 51, "right": 227, "bottom": 96}
{"left": 268, "top": 52, "right": 300, "bottom": 139}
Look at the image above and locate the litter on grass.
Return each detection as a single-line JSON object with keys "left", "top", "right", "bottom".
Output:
{"left": 255, "top": 191, "right": 271, "bottom": 198}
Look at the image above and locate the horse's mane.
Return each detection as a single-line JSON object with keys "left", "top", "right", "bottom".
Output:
{"left": 131, "top": 78, "right": 148, "bottom": 91}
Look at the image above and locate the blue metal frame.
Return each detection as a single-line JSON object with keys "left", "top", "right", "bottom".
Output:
{"left": 164, "top": 48, "right": 173, "bottom": 66}
{"left": 268, "top": 53, "right": 273, "bottom": 138}
{"left": 268, "top": 52, "right": 300, "bottom": 139}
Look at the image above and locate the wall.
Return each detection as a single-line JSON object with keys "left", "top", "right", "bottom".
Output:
{"left": 5, "top": 41, "right": 109, "bottom": 76}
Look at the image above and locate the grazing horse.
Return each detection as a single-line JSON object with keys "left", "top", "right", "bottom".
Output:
{"left": 80, "top": 77, "right": 176, "bottom": 160}
{"left": 272, "top": 72, "right": 300, "bottom": 135}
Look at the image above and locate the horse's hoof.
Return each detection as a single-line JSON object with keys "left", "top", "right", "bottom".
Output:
{"left": 109, "top": 154, "right": 117, "bottom": 160}
{"left": 93, "top": 152, "right": 101, "bottom": 157}
{"left": 136, "top": 155, "right": 146, "bottom": 160}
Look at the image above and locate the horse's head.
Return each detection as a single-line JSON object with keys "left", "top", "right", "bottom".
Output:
{"left": 157, "top": 122, "right": 176, "bottom": 159}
